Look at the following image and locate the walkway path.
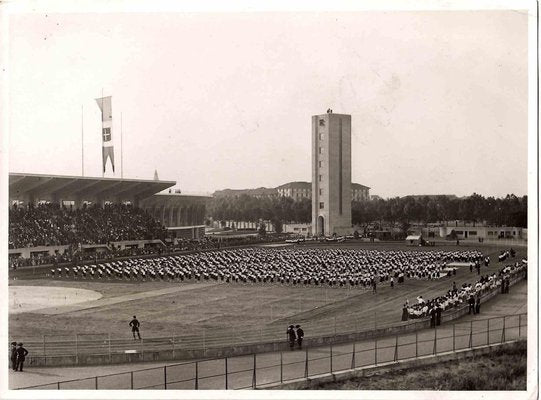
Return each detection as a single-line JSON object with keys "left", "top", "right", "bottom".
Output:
{"left": 10, "top": 279, "right": 528, "bottom": 390}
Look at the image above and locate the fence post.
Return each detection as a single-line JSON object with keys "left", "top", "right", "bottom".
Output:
{"left": 43, "top": 335, "right": 46, "bottom": 360}
{"left": 108, "top": 333, "right": 112, "bottom": 363}
{"left": 252, "top": 353, "right": 257, "bottom": 389}
{"left": 433, "top": 326, "right": 437, "bottom": 355}
{"left": 394, "top": 335, "right": 398, "bottom": 361}
{"left": 164, "top": 366, "right": 167, "bottom": 390}
{"left": 519, "top": 314, "right": 522, "bottom": 337}
{"left": 452, "top": 323, "right": 455, "bottom": 352}
{"left": 75, "top": 334, "right": 79, "bottom": 364}
{"left": 203, "top": 328, "right": 206, "bottom": 352}
{"left": 140, "top": 338, "right": 144, "bottom": 359}
{"left": 95, "top": 376, "right": 98, "bottom": 390}
{"left": 304, "top": 348, "right": 308, "bottom": 378}
{"left": 375, "top": 338, "right": 378, "bottom": 365}
{"left": 225, "top": 357, "right": 228, "bottom": 390}
{"left": 351, "top": 342, "right": 356, "bottom": 369}
{"left": 415, "top": 331, "right": 418, "bottom": 358}
{"left": 487, "top": 319, "right": 490, "bottom": 345}
{"left": 334, "top": 316, "right": 337, "bottom": 337}
{"left": 280, "top": 351, "right": 283, "bottom": 383}
{"left": 469, "top": 321, "right": 473, "bottom": 348}
{"left": 131, "top": 371, "right": 134, "bottom": 389}
{"left": 501, "top": 316, "right": 506, "bottom": 343}
{"left": 172, "top": 336, "right": 175, "bottom": 359}
{"left": 57, "top": 381, "right": 60, "bottom": 390}
{"left": 330, "top": 344, "right": 333, "bottom": 373}
{"left": 194, "top": 361, "right": 199, "bottom": 390}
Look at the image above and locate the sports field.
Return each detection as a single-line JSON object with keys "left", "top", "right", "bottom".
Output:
{"left": 9, "top": 241, "right": 527, "bottom": 346}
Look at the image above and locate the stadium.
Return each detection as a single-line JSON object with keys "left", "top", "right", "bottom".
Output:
{"left": 5, "top": 8, "right": 532, "bottom": 393}
{"left": 7, "top": 172, "right": 528, "bottom": 389}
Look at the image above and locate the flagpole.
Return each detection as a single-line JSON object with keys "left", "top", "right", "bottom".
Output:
{"left": 121, "top": 112, "right": 123, "bottom": 179}
{"left": 81, "top": 105, "right": 84, "bottom": 177}
{"left": 101, "top": 89, "right": 104, "bottom": 178}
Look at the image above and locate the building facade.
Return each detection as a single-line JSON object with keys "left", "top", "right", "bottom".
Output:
{"left": 213, "top": 187, "right": 278, "bottom": 199}
{"left": 351, "top": 183, "right": 370, "bottom": 201}
{"left": 276, "top": 182, "right": 311, "bottom": 200}
{"left": 312, "top": 112, "right": 352, "bottom": 236}
{"left": 277, "top": 181, "right": 370, "bottom": 202}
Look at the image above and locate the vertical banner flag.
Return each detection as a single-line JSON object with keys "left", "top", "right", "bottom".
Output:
{"left": 95, "top": 96, "right": 115, "bottom": 173}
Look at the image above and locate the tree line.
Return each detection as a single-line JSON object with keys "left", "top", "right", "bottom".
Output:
{"left": 207, "top": 193, "right": 527, "bottom": 228}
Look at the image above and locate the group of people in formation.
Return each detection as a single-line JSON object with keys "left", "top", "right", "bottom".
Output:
{"left": 402, "top": 259, "right": 526, "bottom": 321}
{"left": 9, "top": 342, "right": 28, "bottom": 372}
{"left": 286, "top": 325, "right": 304, "bottom": 349}
{"left": 49, "top": 247, "right": 484, "bottom": 290}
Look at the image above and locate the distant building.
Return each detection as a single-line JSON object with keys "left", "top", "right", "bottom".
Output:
{"left": 277, "top": 181, "right": 370, "bottom": 201}
{"left": 437, "top": 226, "right": 525, "bottom": 240}
{"left": 351, "top": 183, "right": 370, "bottom": 201}
{"left": 276, "top": 182, "right": 311, "bottom": 200}
{"left": 216, "top": 181, "right": 370, "bottom": 202}
{"left": 213, "top": 187, "right": 278, "bottom": 199}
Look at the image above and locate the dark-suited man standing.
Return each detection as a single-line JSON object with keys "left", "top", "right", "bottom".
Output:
{"left": 15, "top": 343, "right": 28, "bottom": 372}
{"left": 295, "top": 325, "right": 304, "bottom": 349}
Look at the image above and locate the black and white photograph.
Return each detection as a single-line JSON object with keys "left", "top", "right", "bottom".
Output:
{"left": 0, "top": 0, "right": 537, "bottom": 399}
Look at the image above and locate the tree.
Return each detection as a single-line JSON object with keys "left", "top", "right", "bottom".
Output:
{"left": 272, "top": 219, "right": 283, "bottom": 234}
{"left": 258, "top": 222, "right": 266, "bottom": 236}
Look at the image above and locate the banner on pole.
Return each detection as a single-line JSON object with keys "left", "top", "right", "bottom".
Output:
{"left": 95, "top": 96, "right": 115, "bottom": 173}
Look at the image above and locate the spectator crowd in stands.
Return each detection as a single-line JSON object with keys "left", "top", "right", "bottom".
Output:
{"left": 9, "top": 203, "right": 167, "bottom": 249}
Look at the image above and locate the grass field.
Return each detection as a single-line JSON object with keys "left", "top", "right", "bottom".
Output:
{"left": 313, "top": 340, "right": 527, "bottom": 390}
{"left": 9, "top": 241, "right": 527, "bottom": 342}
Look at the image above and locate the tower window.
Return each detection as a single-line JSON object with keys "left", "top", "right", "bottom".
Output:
{"left": 319, "top": 147, "right": 323, "bottom": 154}
{"left": 319, "top": 119, "right": 325, "bottom": 126}
{"left": 319, "top": 202, "right": 324, "bottom": 209}
{"left": 319, "top": 133, "right": 324, "bottom": 140}
{"left": 319, "top": 189, "right": 323, "bottom": 195}
{"left": 319, "top": 161, "right": 322, "bottom": 168}
{"left": 319, "top": 175, "right": 322, "bottom": 182}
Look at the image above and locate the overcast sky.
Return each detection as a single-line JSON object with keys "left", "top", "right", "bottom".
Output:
{"left": 7, "top": 9, "right": 529, "bottom": 198}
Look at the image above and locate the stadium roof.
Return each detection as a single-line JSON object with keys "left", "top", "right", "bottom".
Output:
{"left": 9, "top": 172, "right": 176, "bottom": 201}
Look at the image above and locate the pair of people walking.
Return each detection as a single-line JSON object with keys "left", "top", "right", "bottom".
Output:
{"left": 10, "top": 342, "right": 28, "bottom": 372}
{"left": 287, "top": 324, "right": 304, "bottom": 349}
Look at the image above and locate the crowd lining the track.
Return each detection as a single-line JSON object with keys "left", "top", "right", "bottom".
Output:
{"left": 404, "top": 252, "right": 526, "bottom": 320}
{"left": 49, "top": 248, "right": 484, "bottom": 289}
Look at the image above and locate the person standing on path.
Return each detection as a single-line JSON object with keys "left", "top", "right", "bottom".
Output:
{"left": 295, "top": 325, "right": 304, "bottom": 349}
{"left": 401, "top": 303, "right": 409, "bottom": 321}
{"left": 129, "top": 316, "right": 142, "bottom": 340}
{"left": 15, "top": 343, "right": 28, "bottom": 372}
{"left": 435, "top": 303, "right": 442, "bottom": 326}
{"left": 468, "top": 295, "right": 475, "bottom": 314}
{"left": 10, "top": 342, "right": 17, "bottom": 371}
{"left": 475, "top": 296, "right": 481, "bottom": 314}
{"left": 287, "top": 325, "right": 296, "bottom": 350}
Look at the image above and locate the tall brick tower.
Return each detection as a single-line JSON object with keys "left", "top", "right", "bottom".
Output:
{"left": 312, "top": 111, "right": 352, "bottom": 236}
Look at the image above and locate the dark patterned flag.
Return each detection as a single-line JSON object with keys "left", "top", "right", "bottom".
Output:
{"left": 95, "top": 96, "right": 115, "bottom": 173}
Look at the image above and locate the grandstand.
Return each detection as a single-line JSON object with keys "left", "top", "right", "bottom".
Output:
{"left": 8, "top": 172, "right": 211, "bottom": 261}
